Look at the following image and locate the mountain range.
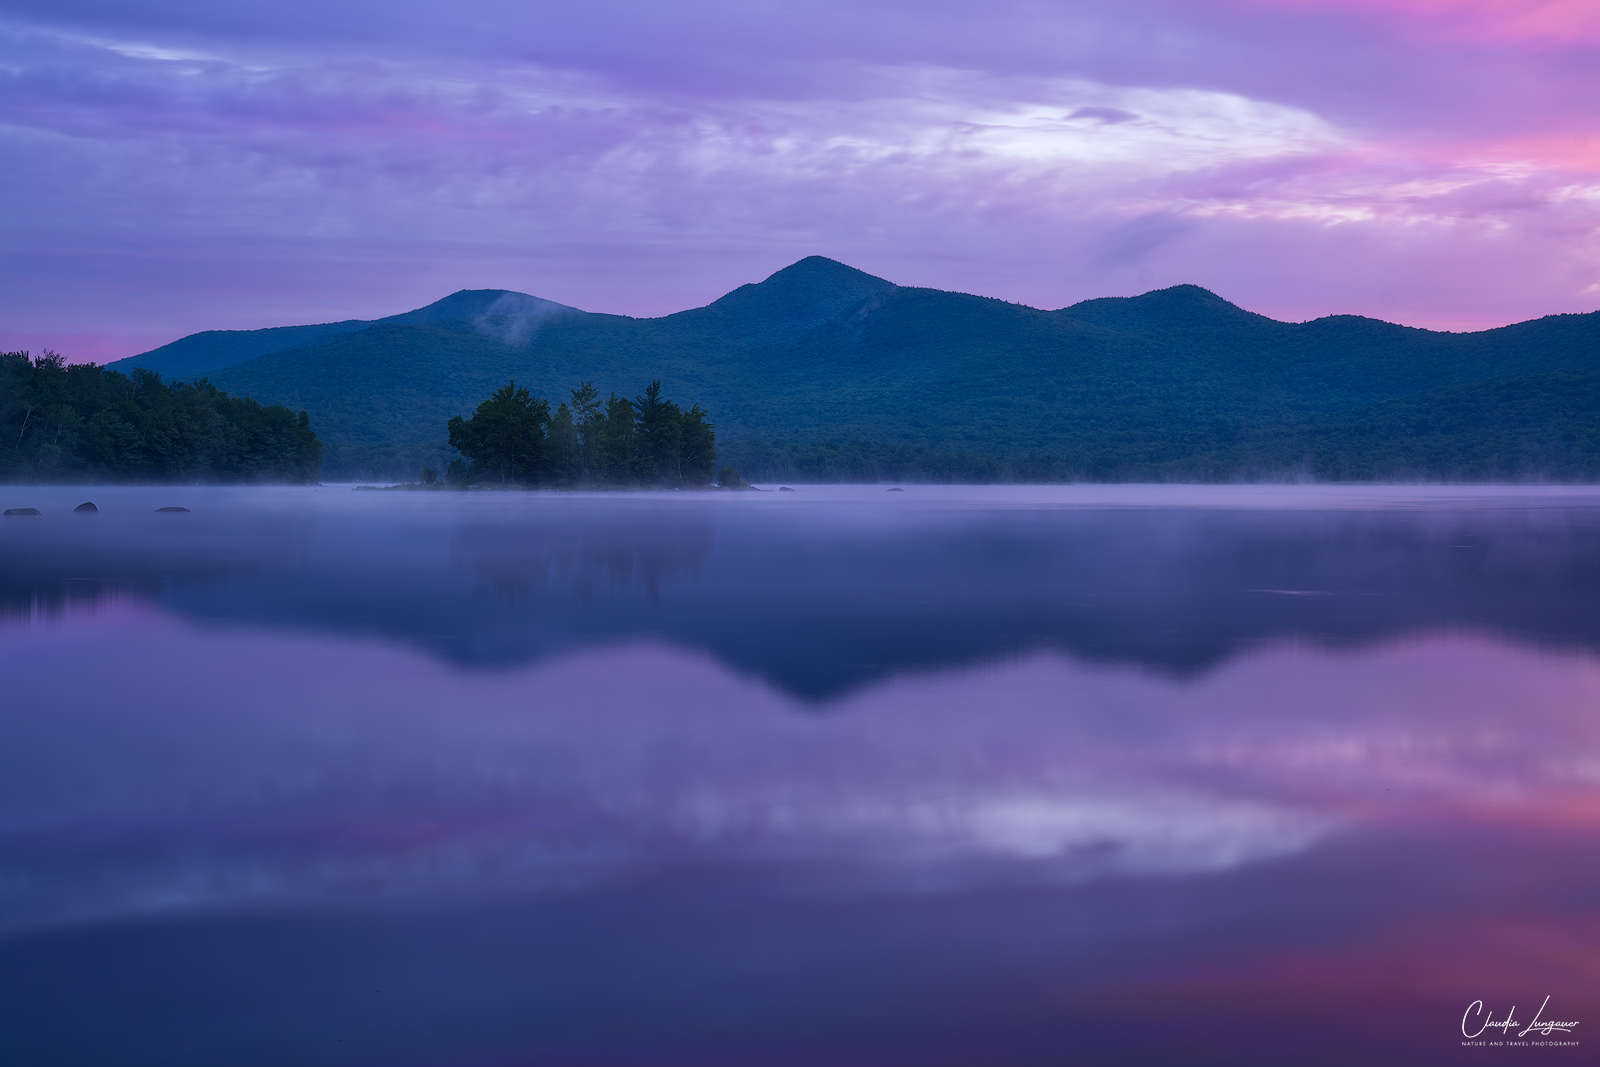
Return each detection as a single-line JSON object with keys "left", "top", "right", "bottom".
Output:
{"left": 111, "top": 257, "right": 1600, "bottom": 481}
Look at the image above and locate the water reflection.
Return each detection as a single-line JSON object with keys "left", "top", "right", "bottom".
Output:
{"left": 2, "top": 486, "right": 1599, "bottom": 695}
{"left": 3, "top": 486, "right": 1599, "bottom": 1065}
{"left": 454, "top": 513, "right": 715, "bottom": 606}
{"left": 2, "top": 623, "right": 1596, "bottom": 934}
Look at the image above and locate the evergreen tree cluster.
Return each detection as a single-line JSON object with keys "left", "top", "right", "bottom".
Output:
{"left": 447, "top": 379, "right": 716, "bottom": 487}
{"left": 1, "top": 351, "right": 322, "bottom": 484}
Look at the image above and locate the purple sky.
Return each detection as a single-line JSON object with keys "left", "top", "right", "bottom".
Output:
{"left": 3, "top": 0, "right": 1599, "bottom": 360}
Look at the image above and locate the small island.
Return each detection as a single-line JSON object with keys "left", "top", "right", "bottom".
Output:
{"left": 437, "top": 379, "right": 721, "bottom": 489}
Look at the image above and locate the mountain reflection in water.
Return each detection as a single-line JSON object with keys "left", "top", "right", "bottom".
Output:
{"left": 3, "top": 484, "right": 1599, "bottom": 696}
{"left": 1, "top": 485, "right": 1598, "bottom": 1066}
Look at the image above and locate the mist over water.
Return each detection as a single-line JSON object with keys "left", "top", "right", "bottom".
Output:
{"left": 6, "top": 483, "right": 1600, "bottom": 692}
{"left": 2, "top": 485, "right": 1598, "bottom": 1065}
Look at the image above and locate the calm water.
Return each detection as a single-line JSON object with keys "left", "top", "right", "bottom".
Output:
{"left": 2, "top": 484, "right": 1598, "bottom": 1066}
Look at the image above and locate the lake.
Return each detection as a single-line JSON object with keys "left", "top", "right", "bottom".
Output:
{"left": 1, "top": 484, "right": 1597, "bottom": 1065}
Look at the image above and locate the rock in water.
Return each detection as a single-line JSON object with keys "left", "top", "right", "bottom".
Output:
{"left": 779, "top": 486, "right": 796, "bottom": 492}
{"left": 74, "top": 502, "right": 98, "bottom": 513}
{"left": 887, "top": 487, "right": 905, "bottom": 492}
{"left": 4, "top": 507, "right": 41, "bottom": 516}
{"left": 155, "top": 506, "right": 191, "bottom": 513}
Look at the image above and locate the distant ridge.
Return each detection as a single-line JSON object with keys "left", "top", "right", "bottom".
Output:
{"left": 104, "top": 257, "right": 1600, "bottom": 482}
{"left": 111, "top": 320, "right": 371, "bottom": 381}
{"left": 113, "top": 289, "right": 583, "bottom": 380}
{"left": 1057, "top": 284, "right": 1287, "bottom": 334}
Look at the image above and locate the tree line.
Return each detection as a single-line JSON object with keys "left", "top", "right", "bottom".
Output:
{"left": 1, "top": 351, "right": 323, "bottom": 484}
{"left": 445, "top": 380, "right": 717, "bottom": 487}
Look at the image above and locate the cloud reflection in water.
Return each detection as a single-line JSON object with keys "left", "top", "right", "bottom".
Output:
{"left": 2, "top": 606, "right": 1595, "bottom": 935}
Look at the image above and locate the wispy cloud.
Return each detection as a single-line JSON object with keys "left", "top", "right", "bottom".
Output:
{"left": 0, "top": 0, "right": 1597, "bottom": 353}
{"left": 1240, "top": 0, "right": 1600, "bottom": 46}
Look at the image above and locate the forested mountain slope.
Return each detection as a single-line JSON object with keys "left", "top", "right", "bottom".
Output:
{"left": 109, "top": 256, "right": 1600, "bottom": 480}
{"left": 116, "top": 290, "right": 584, "bottom": 382}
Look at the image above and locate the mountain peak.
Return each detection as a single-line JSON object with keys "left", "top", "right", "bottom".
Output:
{"left": 380, "top": 289, "right": 582, "bottom": 326}
{"left": 677, "top": 257, "right": 896, "bottom": 340}
{"left": 1056, "top": 283, "right": 1277, "bottom": 333}
{"left": 376, "top": 289, "right": 585, "bottom": 346}
{"left": 760, "top": 256, "right": 894, "bottom": 289}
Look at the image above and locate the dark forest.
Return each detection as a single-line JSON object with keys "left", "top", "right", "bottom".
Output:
{"left": 1, "top": 351, "right": 322, "bottom": 484}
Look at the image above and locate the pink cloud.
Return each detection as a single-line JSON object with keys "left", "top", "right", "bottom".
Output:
{"left": 2, "top": 0, "right": 1598, "bottom": 354}
{"left": 1238, "top": 0, "right": 1600, "bottom": 45}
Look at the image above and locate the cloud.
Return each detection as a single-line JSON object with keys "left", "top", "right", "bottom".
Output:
{"left": 1237, "top": 0, "right": 1600, "bottom": 46}
{"left": 1089, "top": 212, "right": 1196, "bottom": 267}
{"left": 1068, "top": 106, "right": 1139, "bottom": 124}
{"left": 0, "top": 0, "right": 1597, "bottom": 352}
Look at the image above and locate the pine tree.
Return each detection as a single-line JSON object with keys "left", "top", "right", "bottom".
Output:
{"left": 446, "top": 381, "right": 551, "bottom": 485}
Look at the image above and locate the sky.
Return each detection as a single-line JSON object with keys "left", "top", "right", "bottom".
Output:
{"left": 2, "top": 0, "right": 1598, "bottom": 360}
